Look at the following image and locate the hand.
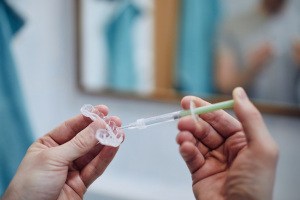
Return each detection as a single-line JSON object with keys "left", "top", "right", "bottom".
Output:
{"left": 176, "top": 87, "right": 278, "bottom": 200}
{"left": 3, "top": 105, "right": 123, "bottom": 200}
{"left": 293, "top": 40, "right": 300, "bottom": 66}
{"left": 247, "top": 43, "right": 273, "bottom": 73}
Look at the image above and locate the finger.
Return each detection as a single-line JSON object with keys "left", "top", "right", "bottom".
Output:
{"left": 47, "top": 105, "right": 109, "bottom": 145}
{"left": 224, "top": 131, "right": 247, "bottom": 164}
{"left": 73, "top": 143, "right": 104, "bottom": 170}
{"left": 179, "top": 142, "right": 205, "bottom": 174}
{"left": 178, "top": 117, "right": 224, "bottom": 150}
{"left": 181, "top": 96, "right": 241, "bottom": 138}
{"left": 176, "top": 131, "right": 197, "bottom": 145}
{"left": 232, "top": 87, "right": 272, "bottom": 146}
{"left": 52, "top": 120, "right": 104, "bottom": 162}
{"left": 80, "top": 146, "right": 119, "bottom": 187}
{"left": 176, "top": 131, "right": 209, "bottom": 155}
{"left": 106, "top": 116, "right": 122, "bottom": 127}
{"left": 73, "top": 116, "right": 122, "bottom": 169}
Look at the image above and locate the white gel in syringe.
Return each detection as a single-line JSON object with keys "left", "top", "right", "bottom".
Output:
{"left": 121, "top": 111, "right": 181, "bottom": 129}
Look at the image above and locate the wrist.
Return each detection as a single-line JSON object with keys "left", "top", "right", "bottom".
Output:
{"left": 2, "top": 183, "right": 22, "bottom": 200}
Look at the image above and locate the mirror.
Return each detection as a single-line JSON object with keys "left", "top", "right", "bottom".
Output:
{"left": 75, "top": 0, "right": 300, "bottom": 116}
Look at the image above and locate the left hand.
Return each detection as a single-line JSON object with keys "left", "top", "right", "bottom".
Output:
{"left": 3, "top": 105, "right": 123, "bottom": 200}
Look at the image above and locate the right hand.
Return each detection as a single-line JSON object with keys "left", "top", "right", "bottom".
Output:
{"left": 176, "top": 87, "right": 279, "bottom": 200}
{"left": 247, "top": 42, "right": 273, "bottom": 73}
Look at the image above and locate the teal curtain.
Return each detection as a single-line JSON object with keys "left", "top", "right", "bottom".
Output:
{"left": 105, "top": 1, "right": 140, "bottom": 92}
{"left": 176, "top": 0, "right": 219, "bottom": 95}
{"left": 0, "top": 0, "right": 33, "bottom": 195}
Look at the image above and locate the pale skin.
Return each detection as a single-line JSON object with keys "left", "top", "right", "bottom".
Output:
{"left": 2, "top": 105, "right": 123, "bottom": 200}
{"left": 215, "top": 43, "right": 273, "bottom": 94}
{"left": 216, "top": 40, "right": 300, "bottom": 95}
{"left": 177, "top": 87, "right": 279, "bottom": 200}
{"left": 2, "top": 89, "right": 279, "bottom": 200}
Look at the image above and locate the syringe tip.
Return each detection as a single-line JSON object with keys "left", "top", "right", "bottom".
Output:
{"left": 120, "top": 119, "right": 147, "bottom": 130}
{"left": 119, "top": 122, "right": 138, "bottom": 130}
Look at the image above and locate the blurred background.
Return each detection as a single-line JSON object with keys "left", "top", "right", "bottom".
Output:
{"left": 79, "top": 0, "right": 300, "bottom": 106}
{"left": 0, "top": 0, "right": 300, "bottom": 199}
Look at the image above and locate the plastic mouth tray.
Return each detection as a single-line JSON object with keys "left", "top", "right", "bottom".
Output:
{"left": 80, "top": 104, "right": 124, "bottom": 147}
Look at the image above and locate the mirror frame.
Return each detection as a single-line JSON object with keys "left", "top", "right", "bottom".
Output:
{"left": 74, "top": 0, "right": 300, "bottom": 117}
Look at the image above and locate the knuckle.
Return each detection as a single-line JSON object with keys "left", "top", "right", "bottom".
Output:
{"left": 259, "top": 140, "right": 279, "bottom": 160}
{"left": 176, "top": 132, "right": 183, "bottom": 144}
{"left": 267, "top": 142, "right": 279, "bottom": 159}
{"left": 195, "top": 124, "right": 209, "bottom": 140}
{"left": 178, "top": 117, "right": 192, "bottom": 130}
{"left": 176, "top": 131, "right": 193, "bottom": 145}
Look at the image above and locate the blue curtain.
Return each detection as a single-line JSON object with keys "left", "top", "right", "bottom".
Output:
{"left": 105, "top": 1, "right": 140, "bottom": 92}
{"left": 0, "top": 0, "right": 33, "bottom": 195}
{"left": 176, "top": 0, "right": 219, "bottom": 95}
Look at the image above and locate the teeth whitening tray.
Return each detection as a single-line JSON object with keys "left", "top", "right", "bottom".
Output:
{"left": 81, "top": 100, "right": 234, "bottom": 147}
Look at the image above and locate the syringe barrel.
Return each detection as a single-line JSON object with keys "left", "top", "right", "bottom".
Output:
{"left": 136, "top": 111, "right": 181, "bottom": 129}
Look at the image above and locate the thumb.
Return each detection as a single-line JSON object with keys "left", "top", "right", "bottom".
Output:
{"left": 233, "top": 87, "right": 271, "bottom": 146}
{"left": 53, "top": 121, "right": 103, "bottom": 162}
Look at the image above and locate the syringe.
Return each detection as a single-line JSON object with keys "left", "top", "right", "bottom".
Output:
{"left": 120, "top": 99, "right": 234, "bottom": 130}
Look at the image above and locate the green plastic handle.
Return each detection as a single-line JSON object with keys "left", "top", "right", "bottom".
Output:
{"left": 179, "top": 99, "right": 234, "bottom": 117}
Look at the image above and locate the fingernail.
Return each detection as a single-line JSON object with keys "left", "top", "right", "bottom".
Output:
{"left": 235, "top": 87, "right": 248, "bottom": 101}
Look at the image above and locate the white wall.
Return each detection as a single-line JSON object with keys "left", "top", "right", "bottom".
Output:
{"left": 8, "top": 0, "right": 300, "bottom": 199}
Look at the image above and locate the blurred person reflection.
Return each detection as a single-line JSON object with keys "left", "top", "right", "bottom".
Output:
{"left": 215, "top": 0, "right": 300, "bottom": 105}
